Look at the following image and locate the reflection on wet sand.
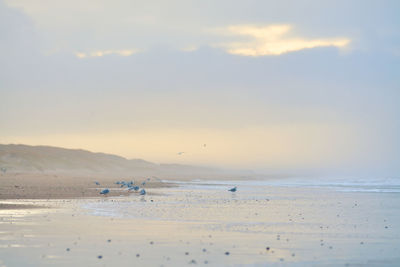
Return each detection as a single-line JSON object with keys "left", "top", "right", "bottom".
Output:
{"left": 0, "top": 181, "right": 399, "bottom": 266}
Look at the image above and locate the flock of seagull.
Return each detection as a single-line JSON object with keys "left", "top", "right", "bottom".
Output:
{"left": 96, "top": 179, "right": 237, "bottom": 196}
{"left": 97, "top": 179, "right": 149, "bottom": 196}
{"left": 96, "top": 143, "right": 228, "bottom": 196}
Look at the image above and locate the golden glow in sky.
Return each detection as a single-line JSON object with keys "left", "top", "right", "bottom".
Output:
{"left": 217, "top": 24, "right": 350, "bottom": 56}
{"left": 2, "top": 123, "right": 363, "bottom": 169}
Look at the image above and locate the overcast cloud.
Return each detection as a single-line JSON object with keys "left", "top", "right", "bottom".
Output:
{"left": 1, "top": 0, "right": 399, "bottom": 176}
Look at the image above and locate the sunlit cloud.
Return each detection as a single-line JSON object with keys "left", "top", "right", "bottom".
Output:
{"left": 216, "top": 24, "right": 350, "bottom": 56}
{"left": 75, "top": 49, "right": 138, "bottom": 58}
{"left": 181, "top": 45, "right": 199, "bottom": 52}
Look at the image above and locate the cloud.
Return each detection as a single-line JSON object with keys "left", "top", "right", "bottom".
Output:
{"left": 75, "top": 49, "right": 138, "bottom": 58}
{"left": 181, "top": 45, "right": 199, "bottom": 52}
{"left": 216, "top": 24, "right": 350, "bottom": 56}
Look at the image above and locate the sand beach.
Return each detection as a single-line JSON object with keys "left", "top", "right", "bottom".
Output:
{"left": 0, "top": 178, "right": 399, "bottom": 266}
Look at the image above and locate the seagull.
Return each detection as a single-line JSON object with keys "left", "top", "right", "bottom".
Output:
{"left": 228, "top": 186, "right": 237, "bottom": 192}
{"left": 128, "top": 186, "right": 140, "bottom": 191}
{"left": 100, "top": 189, "right": 110, "bottom": 195}
{"left": 139, "top": 189, "right": 146, "bottom": 195}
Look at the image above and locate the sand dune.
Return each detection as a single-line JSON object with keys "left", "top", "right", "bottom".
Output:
{"left": 0, "top": 144, "right": 253, "bottom": 179}
{"left": 0, "top": 144, "right": 255, "bottom": 199}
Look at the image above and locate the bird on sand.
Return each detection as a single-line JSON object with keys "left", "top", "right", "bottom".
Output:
{"left": 94, "top": 181, "right": 100, "bottom": 185}
{"left": 100, "top": 189, "right": 110, "bottom": 195}
{"left": 128, "top": 186, "right": 140, "bottom": 191}
{"left": 139, "top": 189, "right": 146, "bottom": 195}
{"left": 228, "top": 186, "right": 237, "bottom": 192}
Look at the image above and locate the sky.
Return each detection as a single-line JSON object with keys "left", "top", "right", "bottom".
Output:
{"left": 1, "top": 0, "right": 399, "bottom": 176}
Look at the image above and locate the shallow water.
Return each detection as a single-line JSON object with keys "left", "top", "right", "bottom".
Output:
{"left": 164, "top": 177, "right": 400, "bottom": 193}
{"left": 0, "top": 180, "right": 399, "bottom": 266}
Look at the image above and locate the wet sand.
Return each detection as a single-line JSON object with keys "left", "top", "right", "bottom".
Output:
{"left": 0, "top": 173, "right": 169, "bottom": 200}
{"left": 0, "top": 181, "right": 399, "bottom": 266}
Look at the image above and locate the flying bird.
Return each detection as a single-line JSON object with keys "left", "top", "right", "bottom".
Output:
{"left": 228, "top": 186, "right": 237, "bottom": 192}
